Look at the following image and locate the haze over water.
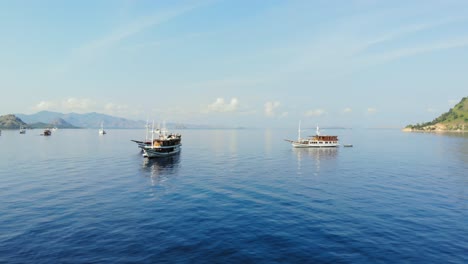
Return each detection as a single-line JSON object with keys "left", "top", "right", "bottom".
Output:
{"left": 0, "top": 129, "right": 467, "bottom": 263}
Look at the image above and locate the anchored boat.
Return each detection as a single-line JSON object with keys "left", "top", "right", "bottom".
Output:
{"left": 285, "top": 121, "right": 339, "bottom": 148}
{"left": 140, "top": 122, "right": 181, "bottom": 158}
{"left": 42, "top": 129, "right": 51, "bottom": 136}
{"left": 99, "top": 122, "right": 106, "bottom": 135}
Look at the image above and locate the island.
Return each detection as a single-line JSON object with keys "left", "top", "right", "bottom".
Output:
{"left": 0, "top": 114, "right": 78, "bottom": 129}
{"left": 403, "top": 97, "right": 467, "bottom": 132}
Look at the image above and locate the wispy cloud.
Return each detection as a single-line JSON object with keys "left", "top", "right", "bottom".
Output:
{"left": 358, "top": 19, "right": 459, "bottom": 54}
{"left": 368, "top": 37, "right": 468, "bottom": 62}
{"left": 56, "top": 2, "right": 207, "bottom": 72}
{"left": 367, "top": 107, "right": 377, "bottom": 114}
{"left": 264, "top": 101, "right": 288, "bottom": 118}
{"left": 63, "top": 98, "right": 96, "bottom": 111}
{"left": 343, "top": 107, "right": 353, "bottom": 113}
{"left": 305, "top": 109, "right": 326, "bottom": 117}
{"left": 31, "top": 98, "right": 138, "bottom": 117}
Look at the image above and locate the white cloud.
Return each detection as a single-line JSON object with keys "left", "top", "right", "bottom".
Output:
{"left": 32, "top": 98, "right": 95, "bottom": 112}
{"left": 61, "top": 98, "right": 96, "bottom": 112}
{"left": 343, "top": 107, "right": 352, "bottom": 113}
{"left": 305, "top": 109, "right": 326, "bottom": 117}
{"left": 34, "top": 101, "right": 57, "bottom": 111}
{"left": 264, "top": 101, "right": 280, "bottom": 117}
{"left": 367, "top": 107, "right": 377, "bottom": 114}
{"left": 206, "top": 97, "right": 239, "bottom": 113}
{"left": 105, "top": 102, "right": 131, "bottom": 116}
{"left": 426, "top": 108, "right": 437, "bottom": 113}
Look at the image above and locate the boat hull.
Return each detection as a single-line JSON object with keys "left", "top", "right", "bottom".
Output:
{"left": 142, "top": 145, "right": 181, "bottom": 158}
{"left": 292, "top": 142, "right": 339, "bottom": 148}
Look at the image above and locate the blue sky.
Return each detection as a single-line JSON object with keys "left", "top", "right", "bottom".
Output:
{"left": 0, "top": 0, "right": 467, "bottom": 128}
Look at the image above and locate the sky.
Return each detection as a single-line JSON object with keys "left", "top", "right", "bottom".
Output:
{"left": 0, "top": 0, "right": 467, "bottom": 128}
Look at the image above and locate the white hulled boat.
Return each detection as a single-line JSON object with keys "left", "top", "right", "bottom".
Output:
{"left": 141, "top": 122, "right": 181, "bottom": 158}
{"left": 19, "top": 126, "right": 26, "bottom": 134}
{"left": 285, "top": 121, "right": 339, "bottom": 148}
{"left": 99, "top": 122, "right": 106, "bottom": 135}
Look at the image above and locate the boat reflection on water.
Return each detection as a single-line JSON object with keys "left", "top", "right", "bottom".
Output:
{"left": 294, "top": 147, "right": 338, "bottom": 176}
{"left": 294, "top": 147, "right": 338, "bottom": 160}
{"left": 142, "top": 153, "right": 181, "bottom": 184}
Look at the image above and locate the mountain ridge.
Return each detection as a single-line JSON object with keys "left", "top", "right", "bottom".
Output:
{"left": 16, "top": 111, "right": 146, "bottom": 129}
{"left": 0, "top": 114, "right": 29, "bottom": 129}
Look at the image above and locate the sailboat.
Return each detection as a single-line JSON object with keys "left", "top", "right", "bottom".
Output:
{"left": 99, "top": 122, "right": 106, "bottom": 135}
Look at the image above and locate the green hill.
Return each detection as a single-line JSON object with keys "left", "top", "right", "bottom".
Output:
{"left": 405, "top": 97, "right": 468, "bottom": 131}
{"left": 0, "top": 114, "right": 29, "bottom": 129}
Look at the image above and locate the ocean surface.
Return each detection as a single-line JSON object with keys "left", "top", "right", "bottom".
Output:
{"left": 0, "top": 128, "right": 467, "bottom": 263}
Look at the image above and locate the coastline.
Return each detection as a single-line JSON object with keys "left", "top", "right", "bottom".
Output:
{"left": 402, "top": 128, "right": 467, "bottom": 133}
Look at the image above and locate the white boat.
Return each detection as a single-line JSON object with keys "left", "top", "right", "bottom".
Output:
{"left": 141, "top": 122, "right": 181, "bottom": 158}
{"left": 99, "top": 122, "right": 106, "bottom": 135}
{"left": 285, "top": 121, "right": 339, "bottom": 148}
{"left": 19, "top": 126, "right": 26, "bottom": 134}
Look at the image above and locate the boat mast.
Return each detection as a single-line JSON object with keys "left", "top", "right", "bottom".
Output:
{"left": 145, "top": 119, "right": 149, "bottom": 142}
{"left": 316, "top": 125, "right": 320, "bottom": 136}
{"left": 298, "top": 120, "right": 301, "bottom": 141}
{"left": 151, "top": 120, "right": 155, "bottom": 145}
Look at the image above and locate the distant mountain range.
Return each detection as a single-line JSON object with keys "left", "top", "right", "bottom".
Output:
{"left": 15, "top": 111, "right": 146, "bottom": 129}
{"left": 2, "top": 111, "right": 209, "bottom": 129}
{"left": 405, "top": 96, "right": 468, "bottom": 132}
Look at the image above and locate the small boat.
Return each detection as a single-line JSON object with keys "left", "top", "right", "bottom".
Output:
{"left": 141, "top": 122, "right": 181, "bottom": 158}
{"left": 42, "top": 129, "right": 51, "bottom": 136}
{"left": 99, "top": 122, "right": 106, "bottom": 135}
{"left": 285, "top": 121, "right": 339, "bottom": 148}
{"left": 19, "top": 126, "right": 26, "bottom": 134}
{"left": 343, "top": 144, "right": 353, "bottom": 147}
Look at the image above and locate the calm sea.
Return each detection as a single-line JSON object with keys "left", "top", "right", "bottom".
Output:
{"left": 0, "top": 128, "right": 467, "bottom": 263}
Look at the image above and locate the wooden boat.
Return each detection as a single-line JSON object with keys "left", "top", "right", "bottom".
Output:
{"left": 285, "top": 121, "right": 339, "bottom": 148}
{"left": 42, "top": 129, "right": 51, "bottom": 136}
{"left": 141, "top": 122, "right": 181, "bottom": 158}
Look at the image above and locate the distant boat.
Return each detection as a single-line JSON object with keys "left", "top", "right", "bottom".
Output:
{"left": 42, "top": 129, "right": 51, "bottom": 136}
{"left": 285, "top": 121, "right": 339, "bottom": 148}
{"left": 140, "top": 122, "right": 181, "bottom": 158}
{"left": 343, "top": 144, "right": 353, "bottom": 147}
{"left": 19, "top": 126, "right": 26, "bottom": 134}
{"left": 99, "top": 122, "right": 106, "bottom": 135}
